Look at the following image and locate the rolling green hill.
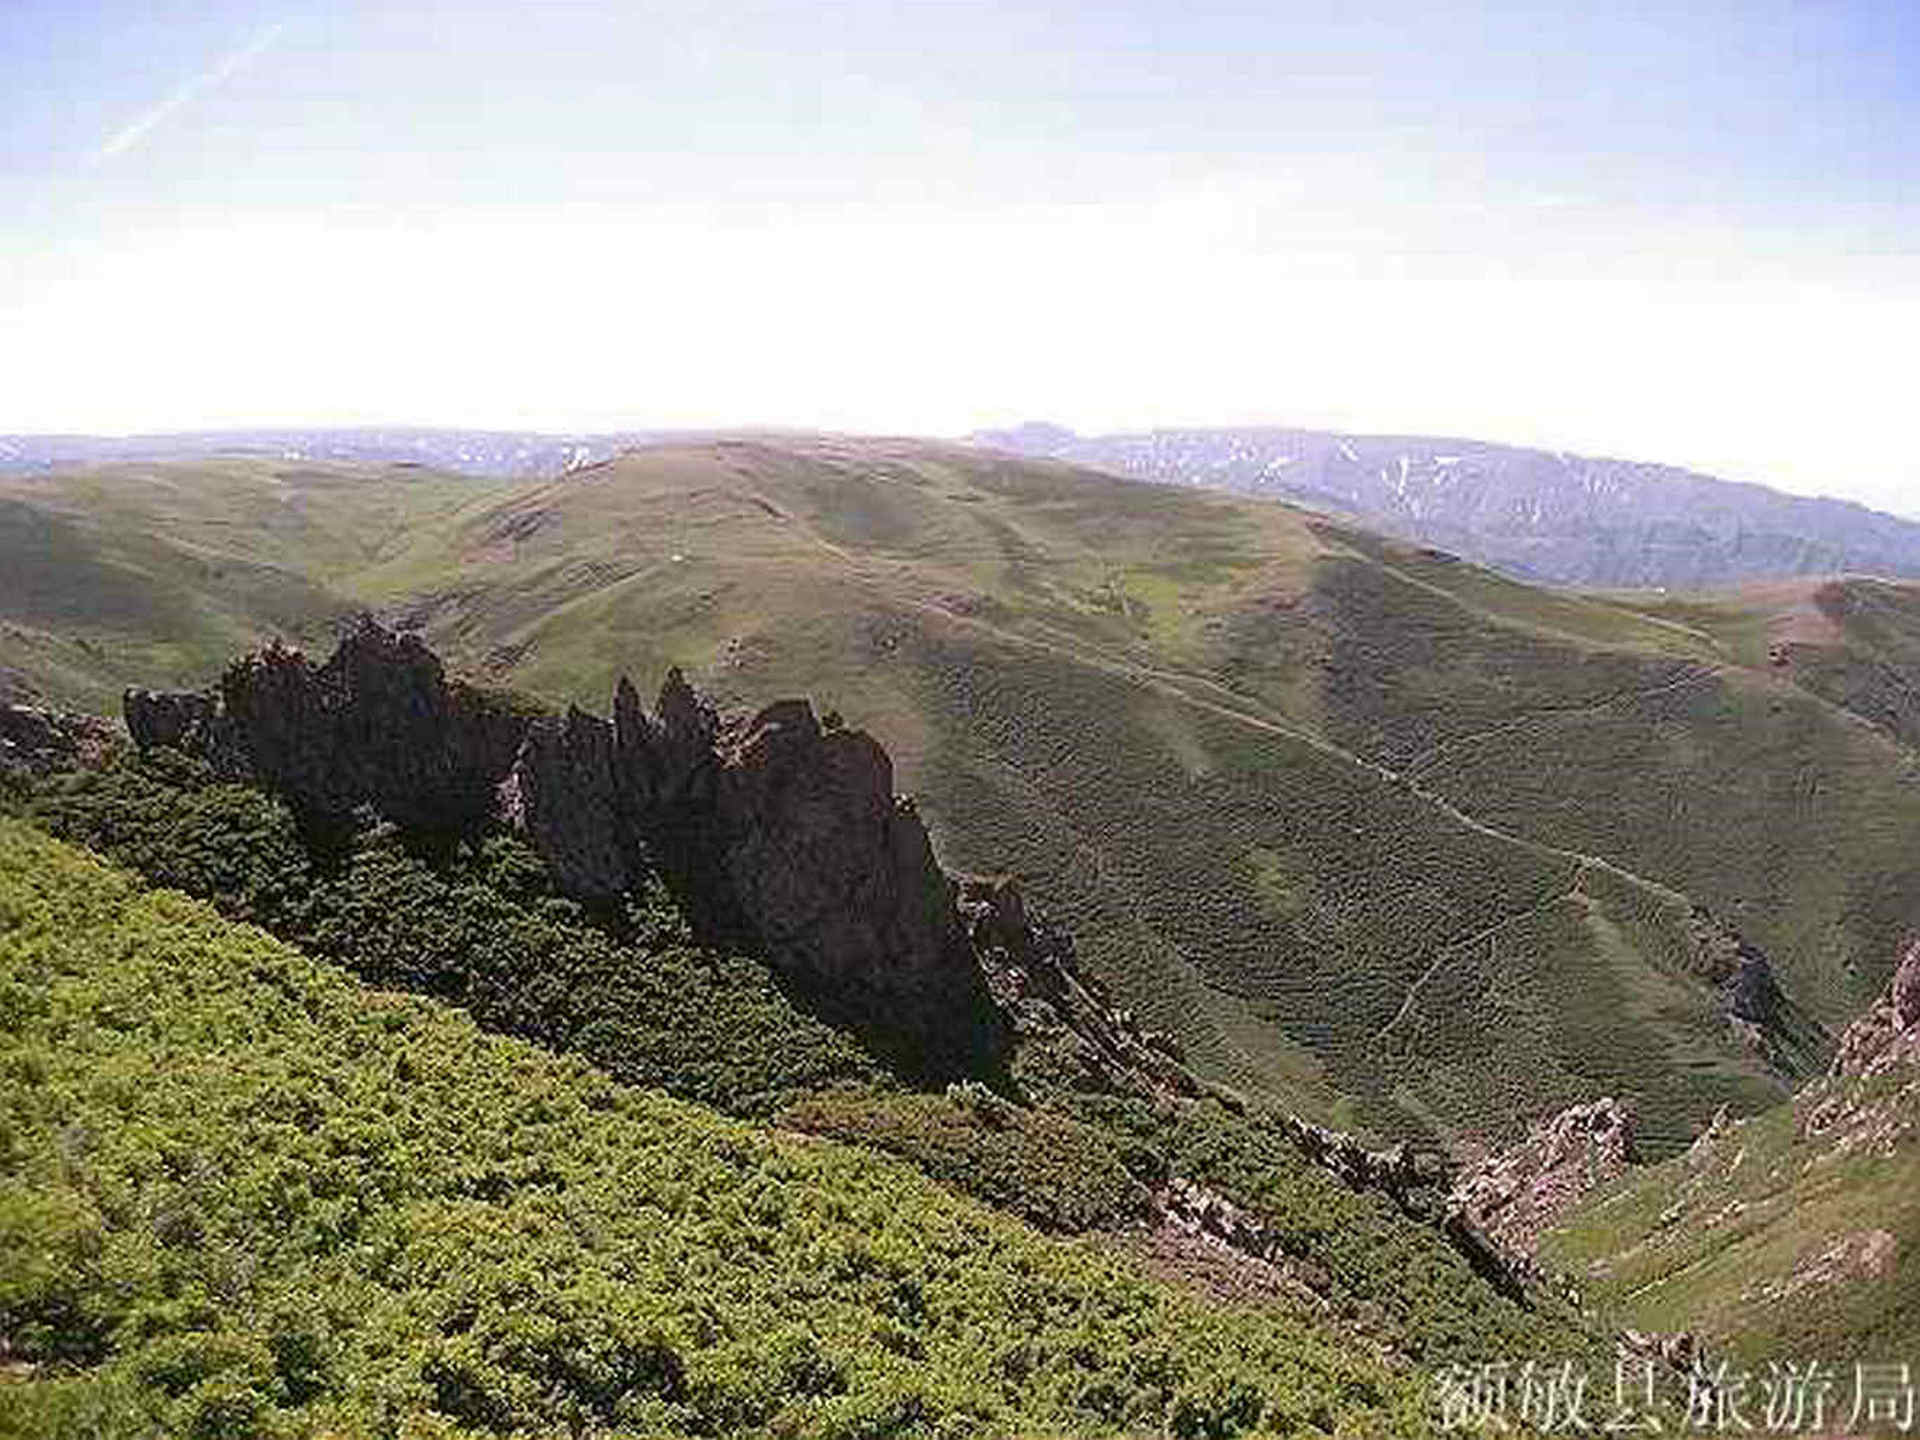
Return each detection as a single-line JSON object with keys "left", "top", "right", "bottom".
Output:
{"left": 0, "top": 459, "right": 515, "bottom": 711}
{"left": 8, "top": 436, "right": 1920, "bottom": 1154}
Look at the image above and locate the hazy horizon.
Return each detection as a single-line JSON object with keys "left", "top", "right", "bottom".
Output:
{"left": 5, "top": 2, "right": 1917, "bottom": 512}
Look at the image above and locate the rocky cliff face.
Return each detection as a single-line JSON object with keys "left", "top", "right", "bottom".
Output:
{"left": 606, "top": 676, "right": 1010, "bottom": 1071}
{"left": 959, "top": 873, "right": 1199, "bottom": 1101}
{"left": 1829, "top": 939, "right": 1920, "bottom": 1081}
{"left": 1450, "top": 1097, "right": 1638, "bottom": 1267}
{"left": 123, "top": 689, "right": 221, "bottom": 756}
{"left": 219, "top": 627, "right": 533, "bottom": 835}
{"left": 498, "top": 707, "right": 625, "bottom": 900}
{"left": 1799, "top": 940, "right": 1920, "bottom": 1144}
{"left": 122, "top": 622, "right": 1008, "bottom": 1073}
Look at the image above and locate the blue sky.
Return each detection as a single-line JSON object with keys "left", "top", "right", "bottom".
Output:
{"left": 3, "top": 2, "right": 1917, "bottom": 509}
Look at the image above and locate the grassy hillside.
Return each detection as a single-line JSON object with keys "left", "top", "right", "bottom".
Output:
{"left": 1540, "top": 1070, "right": 1920, "bottom": 1366}
{"left": 10, "top": 436, "right": 1920, "bottom": 1152}
{"left": 0, "top": 818, "right": 1443, "bottom": 1439}
{"left": 0, "top": 460, "right": 511, "bottom": 710}
{"left": 1618, "top": 574, "right": 1920, "bottom": 755}
{"left": 350, "top": 437, "right": 1880, "bottom": 1150}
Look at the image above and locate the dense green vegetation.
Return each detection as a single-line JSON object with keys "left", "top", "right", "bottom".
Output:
{"left": 10, "top": 750, "right": 1600, "bottom": 1386}
{"left": 23, "top": 753, "right": 885, "bottom": 1116}
{"left": 776, "top": 1088, "right": 1157, "bottom": 1235}
{"left": 1, "top": 819, "right": 1442, "bottom": 1439}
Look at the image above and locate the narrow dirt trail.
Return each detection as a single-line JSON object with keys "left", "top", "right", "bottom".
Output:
{"left": 1402, "top": 669, "right": 1720, "bottom": 778}
{"left": 781, "top": 512, "right": 1702, "bottom": 914}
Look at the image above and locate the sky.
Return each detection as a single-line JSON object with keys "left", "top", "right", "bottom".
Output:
{"left": 3, "top": 1, "right": 1918, "bottom": 511}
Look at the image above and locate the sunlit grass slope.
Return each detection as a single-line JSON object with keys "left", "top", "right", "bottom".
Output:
{"left": 0, "top": 819, "right": 1433, "bottom": 1440}
{"left": 356, "top": 436, "right": 1878, "bottom": 1149}
{"left": 0, "top": 460, "right": 514, "bottom": 709}
{"left": 1540, "top": 1073, "right": 1920, "bottom": 1365}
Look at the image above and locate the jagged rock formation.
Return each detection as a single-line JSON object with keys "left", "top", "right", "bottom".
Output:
{"left": 1451, "top": 1098, "right": 1637, "bottom": 1266}
{"left": 1829, "top": 939, "right": 1920, "bottom": 1080}
{"left": 0, "top": 704, "right": 116, "bottom": 780}
{"left": 219, "top": 628, "right": 532, "bottom": 834}
{"left": 498, "top": 707, "right": 624, "bottom": 900}
{"left": 1156, "top": 1147, "right": 1532, "bottom": 1306}
{"left": 710, "top": 702, "right": 967, "bottom": 1018}
{"left": 960, "top": 874, "right": 1199, "bottom": 1100}
{"left": 123, "top": 688, "right": 221, "bottom": 755}
{"left": 1283, "top": 1118, "right": 1450, "bottom": 1201}
{"left": 121, "top": 622, "right": 1007, "bottom": 1072}
{"left": 614, "top": 684, "right": 1009, "bottom": 1064}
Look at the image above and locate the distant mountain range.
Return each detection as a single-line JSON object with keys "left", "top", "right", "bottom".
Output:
{"left": 11, "top": 423, "right": 1920, "bottom": 591}
{"left": 972, "top": 423, "right": 1920, "bottom": 590}
{"left": 0, "top": 427, "right": 661, "bottom": 478}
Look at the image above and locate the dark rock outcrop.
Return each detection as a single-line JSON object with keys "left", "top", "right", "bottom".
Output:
{"left": 123, "top": 622, "right": 1011, "bottom": 1072}
{"left": 609, "top": 682, "right": 1009, "bottom": 1073}
{"left": 960, "top": 874, "right": 1199, "bottom": 1100}
{"left": 216, "top": 625, "right": 532, "bottom": 834}
{"left": 713, "top": 701, "right": 969, "bottom": 1011}
{"left": 123, "top": 688, "right": 221, "bottom": 755}
{"left": 0, "top": 704, "right": 117, "bottom": 779}
{"left": 498, "top": 707, "right": 625, "bottom": 901}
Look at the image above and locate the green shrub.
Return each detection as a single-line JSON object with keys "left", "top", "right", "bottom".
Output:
{"left": 27, "top": 758, "right": 885, "bottom": 1116}
{"left": 778, "top": 1088, "right": 1151, "bottom": 1233}
{"left": 0, "top": 819, "right": 1431, "bottom": 1438}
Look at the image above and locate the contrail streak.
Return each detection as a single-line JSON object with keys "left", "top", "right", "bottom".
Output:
{"left": 95, "top": 23, "right": 287, "bottom": 163}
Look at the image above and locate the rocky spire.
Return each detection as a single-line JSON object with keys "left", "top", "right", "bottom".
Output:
{"left": 123, "top": 622, "right": 1011, "bottom": 1073}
